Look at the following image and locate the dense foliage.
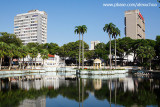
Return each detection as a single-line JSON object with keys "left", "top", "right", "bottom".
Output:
{"left": 0, "top": 32, "right": 160, "bottom": 70}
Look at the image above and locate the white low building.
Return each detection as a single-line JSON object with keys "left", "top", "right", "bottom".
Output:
{"left": 19, "top": 54, "right": 65, "bottom": 67}
{"left": 112, "top": 52, "right": 134, "bottom": 63}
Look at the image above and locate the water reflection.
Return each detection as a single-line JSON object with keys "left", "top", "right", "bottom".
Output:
{"left": 19, "top": 96, "right": 46, "bottom": 107}
{"left": 0, "top": 74, "right": 160, "bottom": 107}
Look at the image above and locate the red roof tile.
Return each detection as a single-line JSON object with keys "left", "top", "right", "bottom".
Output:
{"left": 48, "top": 54, "right": 54, "bottom": 58}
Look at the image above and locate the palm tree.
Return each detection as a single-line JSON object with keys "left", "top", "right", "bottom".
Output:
{"left": 103, "top": 23, "right": 115, "bottom": 69}
{"left": 74, "top": 26, "right": 81, "bottom": 69}
{"left": 16, "top": 47, "right": 23, "bottom": 70}
{"left": 29, "top": 47, "right": 38, "bottom": 69}
{"left": 112, "top": 27, "right": 120, "bottom": 69}
{"left": 40, "top": 49, "right": 49, "bottom": 67}
{"left": 19, "top": 46, "right": 29, "bottom": 69}
{"left": 0, "top": 42, "right": 7, "bottom": 70}
{"left": 7, "top": 44, "right": 17, "bottom": 70}
{"left": 80, "top": 25, "right": 87, "bottom": 69}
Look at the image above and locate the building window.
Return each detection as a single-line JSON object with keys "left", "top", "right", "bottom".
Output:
{"left": 30, "top": 24, "right": 37, "bottom": 26}
{"left": 137, "top": 24, "right": 141, "bottom": 28}
{"left": 137, "top": 34, "right": 142, "bottom": 37}
{"left": 32, "top": 15, "right": 38, "bottom": 17}
{"left": 32, "top": 39, "right": 37, "bottom": 41}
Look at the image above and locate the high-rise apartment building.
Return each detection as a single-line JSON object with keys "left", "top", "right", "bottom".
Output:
{"left": 90, "top": 41, "right": 100, "bottom": 50}
{"left": 125, "top": 9, "right": 145, "bottom": 39}
{"left": 14, "top": 10, "right": 47, "bottom": 45}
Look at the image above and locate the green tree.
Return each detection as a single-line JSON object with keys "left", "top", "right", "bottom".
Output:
{"left": 29, "top": 47, "right": 38, "bottom": 69}
{"left": 131, "top": 39, "right": 151, "bottom": 63}
{"left": 58, "top": 47, "right": 67, "bottom": 59}
{"left": 137, "top": 46, "right": 155, "bottom": 70}
{"left": 155, "top": 36, "right": 160, "bottom": 60}
{"left": 85, "top": 50, "right": 95, "bottom": 60}
{"left": 48, "top": 43, "right": 60, "bottom": 55}
{"left": 40, "top": 49, "right": 49, "bottom": 67}
{"left": 0, "top": 32, "right": 23, "bottom": 46}
{"left": 61, "top": 40, "right": 89, "bottom": 59}
{"left": 117, "top": 37, "right": 133, "bottom": 65}
{"left": 0, "top": 42, "right": 8, "bottom": 70}
{"left": 95, "top": 43, "right": 109, "bottom": 63}
{"left": 39, "top": 43, "right": 60, "bottom": 55}
{"left": 103, "top": 23, "right": 115, "bottom": 69}
{"left": 6, "top": 44, "right": 17, "bottom": 70}
{"left": 112, "top": 27, "right": 120, "bottom": 69}
{"left": 74, "top": 26, "right": 82, "bottom": 69}
{"left": 19, "top": 46, "right": 29, "bottom": 69}
{"left": 27, "top": 42, "right": 40, "bottom": 50}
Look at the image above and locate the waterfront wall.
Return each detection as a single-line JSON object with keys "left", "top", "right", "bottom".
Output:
{"left": 0, "top": 67, "right": 129, "bottom": 76}
{"left": 80, "top": 69, "right": 129, "bottom": 75}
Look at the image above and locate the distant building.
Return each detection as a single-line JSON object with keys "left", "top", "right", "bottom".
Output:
{"left": 14, "top": 10, "right": 47, "bottom": 45}
{"left": 90, "top": 41, "right": 100, "bottom": 50}
{"left": 125, "top": 9, "right": 145, "bottom": 39}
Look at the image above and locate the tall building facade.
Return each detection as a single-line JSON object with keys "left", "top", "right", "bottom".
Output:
{"left": 125, "top": 9, "right": 145, "bottom": 39}
{"left": 14, "top": 10, "right": 47, "bottom": 45}
{"left": 90, "top": 41, "right": 100, "bottom": 50}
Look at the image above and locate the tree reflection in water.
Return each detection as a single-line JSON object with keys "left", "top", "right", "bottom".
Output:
{"left": 0, "top": 76, "right": 160, "bottom": 107}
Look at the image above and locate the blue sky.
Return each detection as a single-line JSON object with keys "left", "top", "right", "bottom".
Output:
{"left": 0, "top": 0, "right": 159, "bottom": 46}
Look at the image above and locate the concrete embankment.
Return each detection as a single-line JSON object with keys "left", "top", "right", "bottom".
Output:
{"left": 78, "top": 69, "right": 129, "bottom": 75}
{"left": 0, "top": 69, "right": 45, "bottom": 75}
{"left": 0, "top": 67, "right": 129, "bottom": 77}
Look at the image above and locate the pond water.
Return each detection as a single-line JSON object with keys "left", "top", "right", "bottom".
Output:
{"left": 0, "top": 73, "right": 159, "bottom": 107}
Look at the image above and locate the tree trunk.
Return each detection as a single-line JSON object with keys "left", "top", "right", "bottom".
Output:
{"left": 43, "top": 59, "right": 44, "bottom": 67}
{"left": 23, "top": 57, "right": 24, "bottom": 70}
{"left": 115, "top": 37, "right": 117, "bottom": 69}
{"left": 35, "top": 58, "right": 36, "bottom": 69}
{"left": 79, "top": 33, "right": 81, "bottom": 69}
{"left": 109, "top": 34, "right": 112, "bottom": 69}
{"left": 133, "top": 51, "right": 136, "bottom": 65}
{"left": 18, "top": 58, "right": 21, "bottom": 70}
{"left": 150, "top": 60, "right": 151, "bottom": 70}
{"left": 0, "top": 58, "right": 2, "bottom": 70}
{"left": 127, "top": 55, "right": 128, "bottom": 66}
{"left": 19, "top": 63, "right": 21, "bottom": 70}
{"left": 32, "top": 58, "right": 33, "bottom": 70}
{"left": 82, "top": 34, "right": 84, "bottom": 69}
{"left": 9, "top": 57, "right": 12, "bottom": 70}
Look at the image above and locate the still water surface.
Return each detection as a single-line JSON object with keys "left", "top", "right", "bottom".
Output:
{"left": 0, "top": 73, "right": 159, "bottom": 107}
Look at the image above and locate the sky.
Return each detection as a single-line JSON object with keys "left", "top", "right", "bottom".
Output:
{"left": 0, "top": 0, "right": 159, "bottom": 47}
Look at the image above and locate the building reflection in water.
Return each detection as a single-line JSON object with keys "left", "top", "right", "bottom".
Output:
{"left": 18, "top": 96, "right": 46, "bottom": 107}
{"left": 14, "top": 75, "right": 70, "bottom": 90}
{"left": 107, "top": 77, "right": 136, "bottom": 92}
{"left": 93, "top": 79, "right": 102, "bottom": 90}
{"left": 121, "top": 77, "right": 135, "bottom": 92}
